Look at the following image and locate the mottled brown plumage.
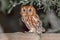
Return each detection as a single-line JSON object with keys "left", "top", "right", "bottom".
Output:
{"left": 20, "top": 5, "right": 45, "bottom": 33}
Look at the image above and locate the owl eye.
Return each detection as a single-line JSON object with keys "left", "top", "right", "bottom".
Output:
{"left": 22, "top": 8, "right": 25, "bottom": 12}
{"left": 23, "top": 9, "right": 25, "bottom": 12}
{"left": 29, "top": 9, "right": 31, "bottom": 12}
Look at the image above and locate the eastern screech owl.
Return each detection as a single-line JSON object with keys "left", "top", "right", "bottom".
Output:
{"left": 20, "top": 5, "right": 45, "bottom": 33}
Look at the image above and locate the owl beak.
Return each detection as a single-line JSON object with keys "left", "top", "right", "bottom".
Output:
{"left": 26, "top": 11, "right": 28, "bottom": 14}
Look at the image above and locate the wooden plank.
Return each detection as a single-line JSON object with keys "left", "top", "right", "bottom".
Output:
{"left": 0, "top": 32, "right": 40, "bottom": 40}
{"left": 0, "top": 32, "right": 60, "bottom": 40}
{"left": 42, "top": 33, "right": 60, "bottom": 40}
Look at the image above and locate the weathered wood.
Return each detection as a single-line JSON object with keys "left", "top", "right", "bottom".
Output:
{"left": 0, "top": 32, "right": 40, "bottom": 40}
{"left": 42, "top": 33, "right": 60, "bottom": 40}
{"left": 0, "top": 32, "right": 60, "bottom": 40}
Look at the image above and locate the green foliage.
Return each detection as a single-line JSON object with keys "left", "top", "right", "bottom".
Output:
{"left": 0, "top": 0, "right": 60, "bottom": 17}
{"left": 57, "top": 0, "right": 60, "bottom": 17}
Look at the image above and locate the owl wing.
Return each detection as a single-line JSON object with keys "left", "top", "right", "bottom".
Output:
{"left": 32, "top": 14, "right": 45, "bottom": 33}
{"left": 32, "top": 16, "right": 40, "bottom": 29}
{"left": 21, "top": 17, "right": 32, "bottom": 30}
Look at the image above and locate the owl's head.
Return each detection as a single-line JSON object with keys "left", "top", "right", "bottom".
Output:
{"left": 20, "top": 5, "right": 36, "bottom": 16}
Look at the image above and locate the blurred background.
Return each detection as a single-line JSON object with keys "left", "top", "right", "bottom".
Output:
{"left": 0, "top": 0, "right": 60, "bottom": 33}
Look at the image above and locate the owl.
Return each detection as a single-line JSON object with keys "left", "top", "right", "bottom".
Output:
{"left": 20, "top": 5, "right": 45, "bottom": 33}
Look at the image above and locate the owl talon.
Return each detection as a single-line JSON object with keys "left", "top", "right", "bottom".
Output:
{"left": 29, "top": 30, "right": 33, "bottom": 32}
